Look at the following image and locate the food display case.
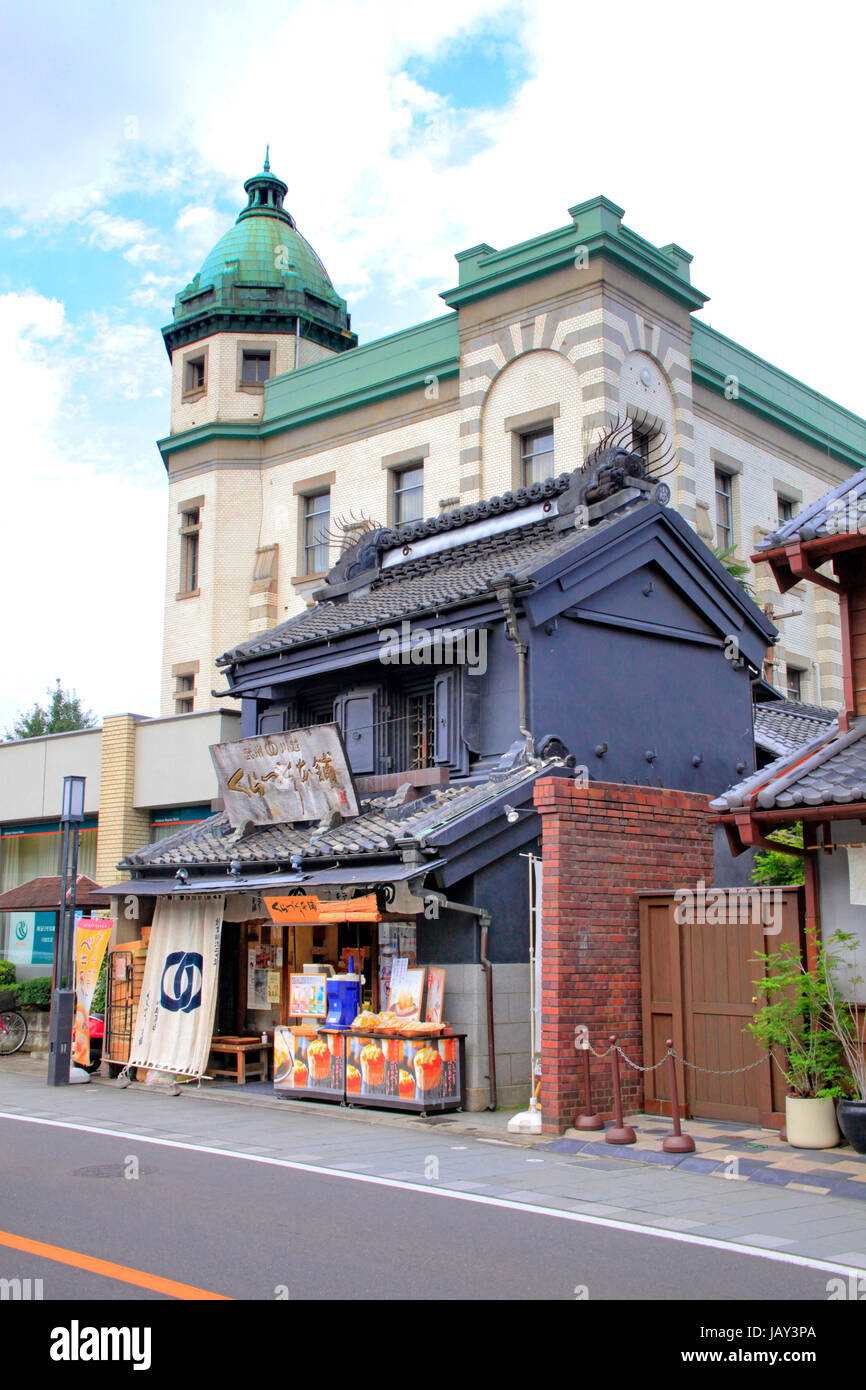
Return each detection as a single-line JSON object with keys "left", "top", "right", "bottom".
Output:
{"left": 273, "top": 1025, "right": 466, "bottom": 1114}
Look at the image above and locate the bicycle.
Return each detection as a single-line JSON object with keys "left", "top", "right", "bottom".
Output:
{"left": 0, "top": 989, "right": 27, "bottom": 1056}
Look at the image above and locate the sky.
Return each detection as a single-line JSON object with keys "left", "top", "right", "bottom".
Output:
{"left": 0, "top": 0, "right": 863, "bottom": 735}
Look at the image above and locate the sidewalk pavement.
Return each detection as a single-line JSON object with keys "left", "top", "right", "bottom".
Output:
{"left": 3, "top": 1055, "right": 866, "bottom": 1272}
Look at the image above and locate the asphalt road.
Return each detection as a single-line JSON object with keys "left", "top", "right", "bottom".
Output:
{"left": 0, "top": 1116, "right": 840, "bottom": 1301}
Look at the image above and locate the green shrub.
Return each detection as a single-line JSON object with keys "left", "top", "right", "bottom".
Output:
{"left": 15, "top": 977, "right": 52, "bottom": 1011}
{"left": 91, "top": 956, "right": 108, "bottom": 1015}
{"left": 0, "top": 960, "right": 16, "bottom": 987}
{"left": 752, "top": 822, "right": 805, "bottom": 886}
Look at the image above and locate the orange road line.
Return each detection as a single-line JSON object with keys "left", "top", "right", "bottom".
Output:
{"left": 0, "top": 1229, "right": 229, "bottom": 1300}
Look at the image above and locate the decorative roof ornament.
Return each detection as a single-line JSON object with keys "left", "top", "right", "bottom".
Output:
{"left": 264, "top": 144, "right": 270, "bottom": 172}
{"left": 557, "top": 412, "right": 675, "bottom": 519}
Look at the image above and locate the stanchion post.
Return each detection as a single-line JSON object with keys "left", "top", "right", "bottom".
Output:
{"left": 662, "top": 1039, "right": 695, "bottom": 1154}
{"left": 574, "top": 1025, "right": 602, "bottom": 1130}
{"left": 605, "top": 1035, "right": 636, "bottom": 1145}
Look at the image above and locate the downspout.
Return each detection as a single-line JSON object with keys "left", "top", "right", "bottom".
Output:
{"left": 496, "top": 582, "right": 535, "bottom": 762}
{"left": 294, "top": 316, "right": 301, "bottom": 370}
{"left": 425, "top": 890, "right": 497, "bottom": 1110}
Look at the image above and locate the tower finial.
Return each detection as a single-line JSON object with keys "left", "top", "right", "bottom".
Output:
{"left": 264, "top": 144, "right": 270, "bottom": 173}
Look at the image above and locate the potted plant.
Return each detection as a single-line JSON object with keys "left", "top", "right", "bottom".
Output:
{"left": 823, "top": 932, "right": 866, "bottom": 1154}
{"left": 750, "top": 935, "right": 847, "bottom": 1148}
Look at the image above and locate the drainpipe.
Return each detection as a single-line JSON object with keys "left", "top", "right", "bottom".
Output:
{"left": 294, "top": 316, "right": 301, "bottom": 370}
{"left": 496, "top": 581, "right": 535, "bottom": 762}
{"left": 425, "top": 890, "right": 496, "bottom": 1110}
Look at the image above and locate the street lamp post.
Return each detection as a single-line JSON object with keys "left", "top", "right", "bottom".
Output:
{"left": 46, "top": 775, "right": 86, "bottom": 1087}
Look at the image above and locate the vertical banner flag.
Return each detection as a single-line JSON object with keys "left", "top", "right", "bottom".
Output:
{"left": 128, "top": 896, "right": 224, "bottom": 1079}
{"left": 73, "top": 920, "right": 112, "bottom": 1067}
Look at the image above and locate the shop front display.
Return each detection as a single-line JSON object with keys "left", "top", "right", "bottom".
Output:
{"left": 273, "top": 1023, "right": 465, "bottom": 1114}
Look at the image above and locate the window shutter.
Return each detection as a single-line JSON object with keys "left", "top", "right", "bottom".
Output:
{"left": 335, "top": 687, "right": 379, "bottom": 774}
{"left": 434, "top": 671, "right": 469, "bottom": 775}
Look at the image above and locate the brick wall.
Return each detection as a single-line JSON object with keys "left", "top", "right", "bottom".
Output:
{"left": 534, "top": 778, "right": 714, "bottom": 1134}
{"left": 94, "top": 715, "right": 151, "bottom": 887}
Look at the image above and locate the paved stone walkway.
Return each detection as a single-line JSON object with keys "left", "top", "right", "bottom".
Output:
{"left": 556, "top": 1114, "right": 866, "bottom": 1203}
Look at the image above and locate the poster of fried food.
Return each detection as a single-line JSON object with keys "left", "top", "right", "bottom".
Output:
{"left": 273, "top": 1025, "right": 343, "bottom": 1097}
{"left": 388, "top": 966, "right": 425, "bottom": 1021}
{"left": 424, "top": 967, "right": 445, "bottom": 1026}
{"left": 346, "top": 1031, "right": 460, "bottom": 1103}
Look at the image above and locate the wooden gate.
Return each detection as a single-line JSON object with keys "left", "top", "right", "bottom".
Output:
{"left": 639, "top": 886, "right": 803, "bottom": 1126}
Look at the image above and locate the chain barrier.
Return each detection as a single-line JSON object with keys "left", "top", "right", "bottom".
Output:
{"left": 581, "top": 1033, "right": 780, "bottom": 1079}
{"left": 614, "top": 1045, "right": 668, "bottom": 1074}
{"left": 670, "top": 1046, "right": 776, "bottom": 1078}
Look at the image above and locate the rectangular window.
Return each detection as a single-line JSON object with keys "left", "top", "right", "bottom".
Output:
{"left": 184, "top": 355, "right": 206, "bottom": 394}
{"left": 520, "top": 427, "right": 554, "bottom": 486}
{"left": 303, "top": 491, "right": 331, "bottom": 576}
{"left": 777, "top": 494, "right": 795, "bottom": 525}
{"left": 786, "top": 665, "right": 804, "bottom": 702}
{"left": 175, "top": 673, "right": 194, "bottom": 715}
{"left": 394, "top": 464, "right": 424, "bottom": 525}
{"left": 241, "top": 350, "right": 272, "bottom": 384}
{"left": 407, "top": 692, "right": 435, "bottom": 770}
{"left": 179, "top": 507, "right": 201, "bottom": 594}
{"left": 633, "top": 429, "right": 652, "bottom": 467}
{"left": 714, "top": 469, "right": 734, "bottom": 551}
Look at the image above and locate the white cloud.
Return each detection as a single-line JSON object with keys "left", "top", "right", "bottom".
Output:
{"left": 0, "top": 292, "right": 165, "bottom": 733}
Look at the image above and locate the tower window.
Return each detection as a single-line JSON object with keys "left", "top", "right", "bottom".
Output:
{"left": 520, "top": 428, "right": 554, "bottom": 486}
{"left": 179, "top": 506, "right": 201, "bottom": 595}
{"left": 241, "top": 350, "right": 272, "bottom": 384}
{"left": 393, "top": 464, "right": 424, "bottom": 525}
{"left": 302, "top": 491, "right": 331, "bottom": 576}
{"left": 175, "top": 673, "right": 195, "bottom": 715}
{"left": 183, "top": 354, "right": 206, "bottom": 394}
{"left": 777, "top": 494, "right": 795, "bottom": 526}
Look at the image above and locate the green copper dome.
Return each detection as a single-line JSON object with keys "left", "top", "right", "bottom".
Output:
{"left": 163, "top": 157, "right": 356, "bottom": 359}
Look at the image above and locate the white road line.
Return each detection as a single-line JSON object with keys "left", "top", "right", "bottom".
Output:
{"left": 1, "top": 1109, "right": 862, "bottom": 1278}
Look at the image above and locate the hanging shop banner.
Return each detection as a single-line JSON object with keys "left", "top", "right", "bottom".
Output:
{"left": 264, "top": 892, "right": 381, "bottom": 924}
{"left": 210, "top": 725, "right": 359, "bottom": 828}
{"left": 72, "top": 920, "right": 112, "bottom": 1067}
{"left": 264, "top": 895, "right": 322, "bottom": 924}
{"left": 127, "top": 896, "right": 224, "bottom": 1079}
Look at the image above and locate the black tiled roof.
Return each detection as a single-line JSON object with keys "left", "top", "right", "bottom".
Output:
{"left": 757, "top": 472, "right": 866, "bottom": 550}
{"left": 754, "top": 698, "right": 836, "bottom": 759}
{"left": 123, "top": 762, "right": 546, "bottom": 872}
{"left": 219, "top": 506, "right": 614, "bottom": 665}
{"left": 712, "top": 716, "right": 866, "bottom": 812}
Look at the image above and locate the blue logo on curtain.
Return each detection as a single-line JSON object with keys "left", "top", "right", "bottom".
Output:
{"left": 160, "top": 952, "right": 203, "bottom": 1013}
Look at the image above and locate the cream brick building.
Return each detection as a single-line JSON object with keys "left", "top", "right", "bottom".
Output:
{"left": 159, "top": 167, "right": 866, "bottom": 714}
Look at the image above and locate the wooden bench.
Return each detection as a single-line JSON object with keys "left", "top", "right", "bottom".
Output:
{"left": 208, "top": 1036, "right": 269, "bottom": 1084}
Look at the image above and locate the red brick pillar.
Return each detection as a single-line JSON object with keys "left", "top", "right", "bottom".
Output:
{"left": 534, "top": 779, "right": 714, "bottom": 1134}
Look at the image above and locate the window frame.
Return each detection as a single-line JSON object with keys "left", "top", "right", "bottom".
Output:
{"left": 236, "top": 339, "right": 276, "bottom": 392}
{"left": 714, "top": 468, "right": 735, "bottom": 552}
{"left": 301, "top": 489, "right": 331, "bottom": 577}
{"left": 172, "top": 661, "right": 199, "bottom": 716}
{"left": 519, "top": 426, "right": 555, "bottom": 488}
{"left": 786, "top": 665, "right": 805, "bottom": 703}
{"left": 178, "top": 502, "right": 202, "bottom": 598}
{"left": 182, "top": 349, "right": 208, "bottom": 400}
{"left": 393, "top": 463, "right": 425, "bottom": 526}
